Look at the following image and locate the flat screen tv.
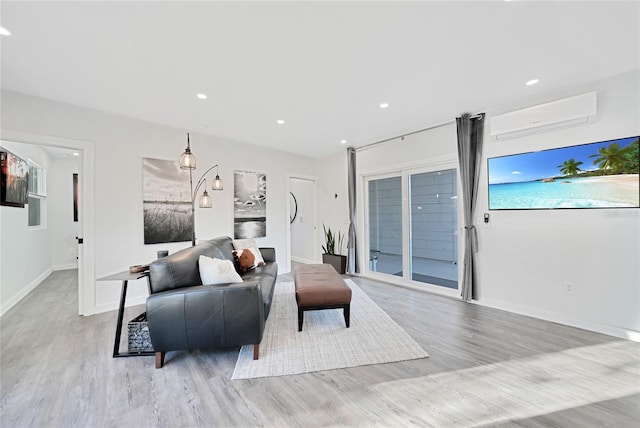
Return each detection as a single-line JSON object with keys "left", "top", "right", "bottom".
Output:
{"left": 488, "top": 136, "right": 639, "bottom": 210}
{"left": 0, "top": 147, "right": 29, "bottom": 208}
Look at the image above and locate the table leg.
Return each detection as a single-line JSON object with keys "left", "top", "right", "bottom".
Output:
{"left": 113, "top": 280, "right": 128, "bottom": 357}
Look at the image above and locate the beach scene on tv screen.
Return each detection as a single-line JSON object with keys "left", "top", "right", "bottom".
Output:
{"left": 488, "top": 136, "right": 639, "bottom": 209}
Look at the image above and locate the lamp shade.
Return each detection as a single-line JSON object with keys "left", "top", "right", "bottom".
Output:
{"left": 179, "top": 133, "right": 197, "bottom": 170}
{"left": 199, "top": 190, "right": 212, "bottom": 208}
{"left": 212, "top": 174, "right": 223, "bottom": 191}
{"left": 179, "top": 147, "right": 196, "bottom": 170}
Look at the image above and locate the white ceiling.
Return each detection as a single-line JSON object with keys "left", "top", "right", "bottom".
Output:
{"left": 1, "top": 1, "right": 638, "bottom": 158}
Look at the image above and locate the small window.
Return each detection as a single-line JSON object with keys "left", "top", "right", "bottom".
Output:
{"left": 28, "top": 159, "right": 46, "bottom": 228}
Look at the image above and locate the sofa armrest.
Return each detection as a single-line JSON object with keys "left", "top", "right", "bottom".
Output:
{"left": 259, "top": 247, "right": 276, "bottom": 263}
{"left": 146, "top": 282, "right": 265, "bottom": 352}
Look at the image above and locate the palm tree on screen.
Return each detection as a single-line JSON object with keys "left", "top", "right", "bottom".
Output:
{"left": 589, "top": 143, "right": 627, "bottom": 174}
{"left": 621, "top": 138, "right": 639, "bottom": 173}
{"left": 558, "top": 158, "right": 583, "bottom": 176}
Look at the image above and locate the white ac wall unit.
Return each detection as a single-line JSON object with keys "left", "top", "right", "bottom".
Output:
{"left": 490, "top": 92, "right": 597, "bottom": 140}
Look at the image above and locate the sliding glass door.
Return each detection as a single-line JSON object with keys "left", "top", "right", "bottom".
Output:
{"left": 409, "top": 169, "right": 458, "bottom": 288}
{"left": 367, "top": 176, "right": 402, "bottom": 276}
{"left": 366, "top": 166, "right": 458, "bottom": 290}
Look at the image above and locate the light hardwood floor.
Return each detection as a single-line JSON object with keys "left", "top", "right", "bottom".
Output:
{"left": 1, "top": 268, "right": 638, "bottom": 427}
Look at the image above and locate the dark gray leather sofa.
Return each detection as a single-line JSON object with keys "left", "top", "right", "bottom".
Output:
{"left": 146, "top": 236, "right": 277, "bottom": 368}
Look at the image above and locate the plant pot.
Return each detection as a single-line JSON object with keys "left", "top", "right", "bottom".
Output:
{"left": 322, "top": 254, "right": 347, "bottom": 274}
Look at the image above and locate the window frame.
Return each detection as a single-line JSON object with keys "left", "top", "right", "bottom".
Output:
{"left": 27, "top": 158, "right": 47, "bottom": 229}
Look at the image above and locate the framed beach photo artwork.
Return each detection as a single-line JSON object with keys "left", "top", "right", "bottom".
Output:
{"left": 234, "top": 170, "right": 266, "bottom": 239}
{"left": 488, "top": 136, "right": 639, "bottom": 210}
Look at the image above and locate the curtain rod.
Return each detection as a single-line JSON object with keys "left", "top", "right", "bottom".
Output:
{"left": 355, "top": 113, "right": 484, "bottom": 153}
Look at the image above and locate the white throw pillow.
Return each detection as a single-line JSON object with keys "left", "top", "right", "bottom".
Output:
{"left": 199, "top": 255, "right": 243, "bottom": 285}
{"left": 232, "top": 238, "right": 265, "bottom": 267}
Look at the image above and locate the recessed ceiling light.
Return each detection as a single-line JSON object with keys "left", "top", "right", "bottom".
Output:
{"left": 340, "top": 140, "right": 347, "bottom": 144}
{"left": 196, "top": 93, "right": 208, "bottom": 100}
{"left": 197, "top": 124, "right": 208, "bottom": 129}
{"left": 379, "top": 102, "right": 389, "bottom": 109}
{"left": 0, "top": 27, "right": 11, "bottom": 37}
{"left": 526, "top": 79, "right": 539, "bottom": 86}
{"left": 73, "top": 152, "right": 80, "bottom": 156}
{"left": 276, "top": 119, "right": 285, "bottom": 125}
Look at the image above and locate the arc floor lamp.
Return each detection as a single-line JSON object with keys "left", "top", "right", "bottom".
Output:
{"left": 179, "top": 133, "right": 223, "bottom": 246}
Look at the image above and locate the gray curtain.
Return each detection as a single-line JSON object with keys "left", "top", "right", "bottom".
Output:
{"left": 347, "top": 147, "right": 359, "bottom": 274}
{"left": 456, "top": 113, "right": 485, "bottom": 301}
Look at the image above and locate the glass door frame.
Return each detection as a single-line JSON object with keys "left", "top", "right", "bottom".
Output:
{"left": 364, "top": 171, "right": 407, "bottom": 282}
{"left": 362, "top": 160, "right": 462, "bottom": 298}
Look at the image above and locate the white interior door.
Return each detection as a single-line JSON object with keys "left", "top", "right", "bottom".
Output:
{"left": 288, "top": 176, "right": 319, "bottom": 268}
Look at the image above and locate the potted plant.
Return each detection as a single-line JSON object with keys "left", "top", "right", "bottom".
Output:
{"left": 321, "top": 224, "right": 347, "bottom": 274}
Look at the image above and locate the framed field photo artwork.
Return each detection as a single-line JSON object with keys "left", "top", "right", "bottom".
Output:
{"left": 488, "top": 136, "right": 639, "bottom": 210}
{"left": 142, "top": 157, "right": 192, "bottom": 244}
{"left": 0, "top": 147, "right": 29, "bottom": 208}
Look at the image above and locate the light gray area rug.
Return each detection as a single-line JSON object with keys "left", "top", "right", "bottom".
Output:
{"left": 232, "top": 279, "right": 428, "bottom": 379}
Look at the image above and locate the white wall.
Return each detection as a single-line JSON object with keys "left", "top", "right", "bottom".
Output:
{"left": 476, "top": 70, "right": 640, "bottom": 339}
{"left": 1, "top": 90, "right": 317, "bottom": 315}
{"left": 316, "top": 70, "right": 640, "bottom": 339}
{"left": 0, "top": 142, "right": 52, "bottom": 315}
{"left": 3, "top": 70, "right": 637, "bottom": 337}
{"left": 290, "top": 178, "right": 316, "bottom": 262}
{"left": 48, "top": 156, "right": 79, "bottom": 269}
{"left": 316, "top": 150, "right": 350, "bottom": 248}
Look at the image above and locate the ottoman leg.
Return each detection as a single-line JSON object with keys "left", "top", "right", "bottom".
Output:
{"left": 344, "top": 304, "right": 350, "bottom": 328}
{"left": 298, "top": 306, "right": 304, "bottom": 331}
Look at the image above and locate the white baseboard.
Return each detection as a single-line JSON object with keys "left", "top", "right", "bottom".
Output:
{"left": 291, "top": 257, "right": 318, "bottom": 264}
{"left": 476, "top": 297, "right": 640, "bottom": 343}
{"left": 1, "top": 267, "right": 53, "bottom": 317}
{"left": 53, "top": 263, "right": 78, "bottom": 271}
{"left": 92, "top": 295, "right": 147, "bottom": 316}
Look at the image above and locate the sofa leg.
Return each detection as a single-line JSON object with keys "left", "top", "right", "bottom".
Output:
{"left": 155, "top": 351, "right": 165, "bottom": 369}
{"left": 253, "top": 344, "right": 259, "bottom": 360}
{"left": 344, "top": 304, "right": 350, "bottom": 328}
{"left": 298, "top": 306, "right": 304, "bottom": 331}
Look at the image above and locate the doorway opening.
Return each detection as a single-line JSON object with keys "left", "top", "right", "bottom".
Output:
{"left": 0, "top": 130, "right": 95, "bottom": 316}
{"left": 286, "top": 175, "right": 319, "bottom": 273}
